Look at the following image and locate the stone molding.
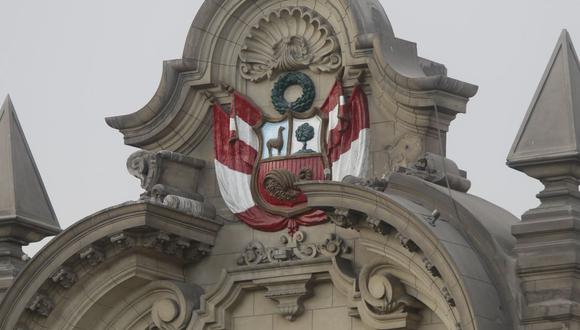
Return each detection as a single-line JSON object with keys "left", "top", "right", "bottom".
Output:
{"left": 297, "top": 180, "right": 511, "bottom": 330}
{"left": 192, "top": 230, "right": 465, "bottom": 330}
{"left": 0, "top": 202, "right": 222, "bottom": 329}
{"left": 239, "top": 7, "right": 342, "bottom": 82}
{"left": 233, "top": 231, "right": 350, "bottom": 321}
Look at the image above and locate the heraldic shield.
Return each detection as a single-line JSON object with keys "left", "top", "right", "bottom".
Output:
{"left": 212, "top": 71, "right": 370, "bottom": 233}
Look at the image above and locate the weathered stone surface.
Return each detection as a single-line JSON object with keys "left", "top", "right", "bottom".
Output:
{"left": 0, "top": 95, "right": 61, "bottom": 296}
{"left": 2, "top": 0, "right": 564, "bottom": 329}
{"left": 508, "top": 30, "right": 580, "bottom": 169}
{"left": 509, "top": 30, "right": 580, "bottom": 330}
{"left": 0, "top": 96, "right": 60, "bottom": 237}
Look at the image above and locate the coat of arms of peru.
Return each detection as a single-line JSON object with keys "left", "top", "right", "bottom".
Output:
{"left": 212, "top": 71, "right": 369, "bottom": 233}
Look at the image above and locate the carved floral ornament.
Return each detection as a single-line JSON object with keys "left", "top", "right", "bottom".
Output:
{"left": 239, "top": 7, "right": 342, "bottom": 82}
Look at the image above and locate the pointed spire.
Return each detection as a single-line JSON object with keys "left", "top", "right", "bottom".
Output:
{"left": 0, "top": 95, "right": 60, "bottom": 235}
{"left": 0, "top": 95, "right": 60, "bottom": 294}
{"left": 508, "top": 30, "right": 580, "bottom": 167}
{"left": 509, "top": 31, "right": 580, "bottom": 327}
{"left": 508, "top": 29, "right": 580, "bottom": 219}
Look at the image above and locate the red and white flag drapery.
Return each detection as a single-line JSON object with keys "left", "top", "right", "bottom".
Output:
{"left": 321, "top": 81, "right": 370, "bottom": 181}
{"left": 213, "top": 92, "right": 326, "bottom": 233}
{"left": 213, "top": 92, "right": 260, "bottom": 217}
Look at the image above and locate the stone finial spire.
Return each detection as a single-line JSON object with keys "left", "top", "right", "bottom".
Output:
{"left": 508, "top": 30, "right": 580, "bottom": 329}
{"left": 0, "top": 95, "right": 60, "bottom": 294}
{"left": 508, "top": 29, "right": 580, "bottom": 219}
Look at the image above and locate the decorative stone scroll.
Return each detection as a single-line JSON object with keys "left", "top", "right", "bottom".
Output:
{"left": 149, "top": 281, "right": 204, "bottom": 330}
{"left": 239, "top": 7, "right": 342, "bottom": 82}
{"left": 356, "top": 263, "right": 422, "bottom": 329}
{"left": 236, "top": 231, "right": 349, "bottom": 266}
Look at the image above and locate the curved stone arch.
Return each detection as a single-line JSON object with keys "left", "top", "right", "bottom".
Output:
{"left": 0, "top": 202, "right": 222, "bottom": 330}
{"left": 45, "top": 256, "right": 201, "bottom": 330}
{"left": 298, "top": 181, "right": 510, "bottom": 330}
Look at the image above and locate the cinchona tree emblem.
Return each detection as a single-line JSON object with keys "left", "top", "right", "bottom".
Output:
{"left": 295, "top": 123, "right": 315, "bottom": 153}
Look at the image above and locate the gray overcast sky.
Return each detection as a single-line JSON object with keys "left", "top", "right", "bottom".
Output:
{"left": 1, "top": 1, "right": 578, "bottom": 254}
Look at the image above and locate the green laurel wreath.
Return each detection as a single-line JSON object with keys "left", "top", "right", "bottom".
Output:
{"left": 271, "top": 72, "right": 316, "bottom": 114}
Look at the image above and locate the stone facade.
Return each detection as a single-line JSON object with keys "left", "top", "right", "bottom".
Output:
{"left": 1, "top": 1, "right": 580, "bottom": 330}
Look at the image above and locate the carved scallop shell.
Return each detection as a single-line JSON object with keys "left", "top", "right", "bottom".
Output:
{"left": 240, "top": 7, "right": 342, "bottom": 82}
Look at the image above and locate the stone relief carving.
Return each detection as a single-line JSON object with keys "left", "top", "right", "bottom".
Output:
{"left": 79, "top": 245, "right": 105, "bottom": 267}
{"left": 26, "top": 294, "right": 54, "bottom": 318}
{"left": 396, "top": 233, "right": 420, "bottom": 253}
{"left": 342, "top": 175, "right": 388, "bottom": 191}
{"left": 396, "top": 152, "right": 471, "bottom": 193}
{"left": 328, "top": 208, "right": 393, "bottom": 234}
{"left": 142, "top": 231, "right": 212, "bottom": 263}
{"left": 442, "top": 287, "right": 456, "bottom": 307}
{"left": 239, "top": 7, "right": 342, "bottom": 82}
{"left": 109, "top": 232, "right": 135, "bottom": 249}
{"left": 263, "top": 169, "right": 302, "bottom": 201}
{"left": 50, "top": 267, "right": 77, "bottom": 289}
{"left": 236, "top": 231, "right": 349, "bottom": 266}
{"left": 127, "top": 150, "right": 216, "bottom": 219}
{"left": 422, "top": 257, "right": 441, "bottom": 278}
